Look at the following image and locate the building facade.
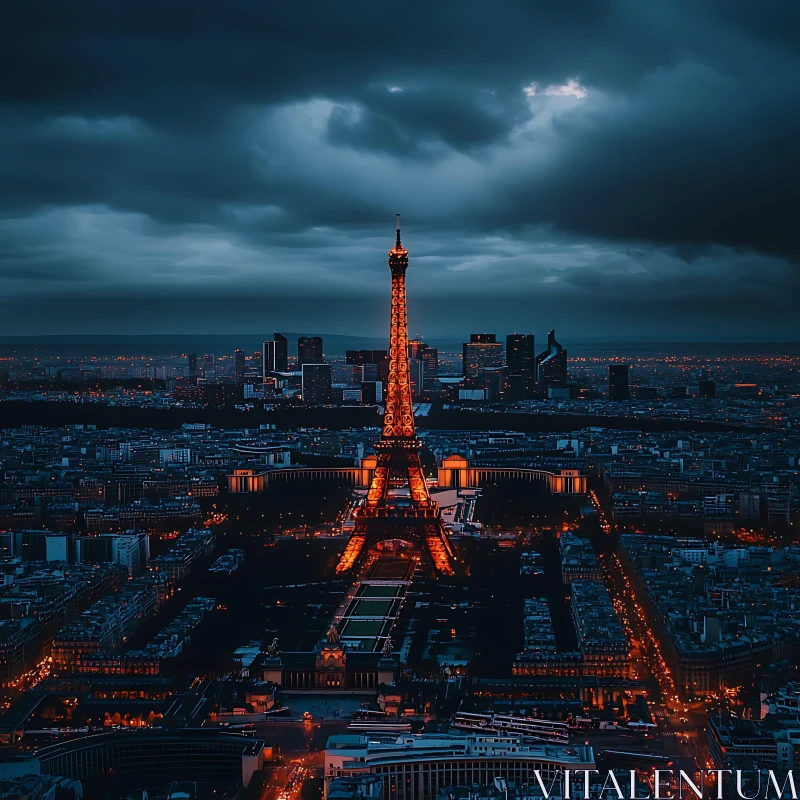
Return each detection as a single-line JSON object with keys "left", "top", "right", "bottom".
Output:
{"left": 536, "top": 330, "right": 568, "bottom": 389}
{"left": 462, "top": 335, "right": 503, "bottom": 385}
{"left": 302, "top": 363, "right": 333, "bottom": 405}
{"left": 608, "top": 364, "right": 630, "bottom": 401}
{"left": 299, "top": 336, "right": 324, "bottom": 367}
{"left": 324, "top": 733, "right": 594, "bottom": 800}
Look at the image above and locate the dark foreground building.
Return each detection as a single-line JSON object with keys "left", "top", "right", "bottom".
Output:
{"left": 0, "top": 729, "right": 268, "bottom": 791}
{"left": 608, "top": 364, "right": 630, "bottom": 400}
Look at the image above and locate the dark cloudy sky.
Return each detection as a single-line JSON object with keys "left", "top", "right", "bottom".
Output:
{"left": 2, "top": 1, "right": 799, "bottom": 339}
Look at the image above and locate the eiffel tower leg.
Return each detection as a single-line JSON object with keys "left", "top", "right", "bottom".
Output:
{"left": 405, "top": 452, "right": 432, "bottom": 509}
{"left": 365, "top": 452, "right": 392, "bottom": 509}
{"left": 424, "top": 521, "right": 455, "bottom": 575}
{"left": 336, "top": 530, "right": 366, "bottom": 574}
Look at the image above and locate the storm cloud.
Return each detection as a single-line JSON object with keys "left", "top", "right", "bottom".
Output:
{"left": 1, "top": 0, "right": 798, "bottom": 337}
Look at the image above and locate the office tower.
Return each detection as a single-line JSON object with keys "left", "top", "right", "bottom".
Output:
{"left": 262, "top": 340, "right": 275, "bottom": 382}
{"left": 409, "top": 358, "right": 425, "bottom": 400}
{"left": 346, "top": 349, "right": 389, "bottom": 383}
{"left": 699, "top": 379, "right": 716, "bottom": 398}
{"left": 408, "top": 338, "right": 436, "bottom": 395}
{"left": 421, "top": 347, "right": 438, "bottom": 382}
{"left": 361, "top": 381, "right": 383, "bottom": 405}
{"left": 233, "top": 349, "right": 245, "bottom": 384}
{"left": 462, "top": 333, "right": 503, "bottom": 384}
{"left": 536, "top": 329, "right": 568, "bottom": 388}
{"left": 408, "top": 338, "right": 438, "bottom": 388}
{"left": 506, "top": 333, "right": 535, "bottom": 399}
{"left": 376, "top": 355, "right": 390, "bottom": 382}
{"left": 251, "top": 349, "right": 263, "bottom": 381}
{"left": 608, "top": 364, "right": 631, "bottom": 401}
{"left": 357, "top": 363, "right": 381, "bottom": 383}
{"left": 263, "top": 333, "right": 289, "bottom": 377}
{"left": 187, "top": 353, "right": 198, "bottom": 383}
{"left": 474, "top": 368, "right": 505, "bottom": 401}
{"left": 408, "top": 338, "right": 427, "bottom": 360}
{"left": 506, "top": 334, "right": 535, "bottom": 376}
{"left": 202, "top": 353, "right": 216, "bottom": 381}
{"left": 301, "top": 363, "right": 332, "bottom": 405}
{"left": 298, "top": 336, "right": 323, "bottom": 367}
{"left": 346, "top": 350, "right": 367, "bottom": 365}
{"left": 273, "top": 332, "right": 288, "bottom": 372}
{"left": 505, "top": 374, "right": 523, "bottom": 401}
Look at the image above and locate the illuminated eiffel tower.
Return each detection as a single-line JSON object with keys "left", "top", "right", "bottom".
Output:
{"left": 336, "top": 216, "right": 454, "bottom": 575}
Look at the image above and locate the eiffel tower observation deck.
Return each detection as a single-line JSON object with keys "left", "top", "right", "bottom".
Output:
{"left": 336, "top": 216, "right": 454, "bottom": 576}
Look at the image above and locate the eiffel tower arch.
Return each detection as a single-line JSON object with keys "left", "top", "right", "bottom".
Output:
{"left": 337, "top": 217, "right": 454, "bottom": 576}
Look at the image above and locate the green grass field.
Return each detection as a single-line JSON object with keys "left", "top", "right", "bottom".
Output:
{"left": 341, "top": 618, "right": 386, "bottom": 637}
{"left": 359, "top": 585, "right": 401, "bottom": 598}
{"left": 349, "top": 599, "right": 394, "bottom": 617}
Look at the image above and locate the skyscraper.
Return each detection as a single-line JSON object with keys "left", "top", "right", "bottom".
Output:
{"left": 408, "top": 338, "right": 437, "bottom": 394}
{"left": 262, "top": 340, "right": 275, "bottom": 382}
{"left": 608, "top": 364, "right": 630, "bottom": 401}
{"left": 506, "top": 334, "right": 535, "bottom": 375}
{"left": 233, "top": 349, "right": 245, "bottom": 384}
{"left": 409, "top": 358, "right": 425, "bottom": 400}
{"left": 357, "top": 362, "right": 380, "bottom": 383}
{"left": 536, "top": 329, "right": 568, "bottom": 388}
{"left": 462, "top": 334, "right": 503, "bottom": 384}
{"left": 346, "top": 349, "right": 389, "bottom": 383}
{"left": 421, "top": 347, "right": 438, "bottom": 383}
{"left": 298, "top": 336, "right": 323, "bottom": 367}
{"left": 187, "top": 353, "right": 198, "bottom": 383}
{"left": 408, "top": 338, "right": 427, "bottom": 360}
{"left": 262, "top": 333, "right": 289, "bottom": 378}
{"left": 361, "top": 381, "right": 383, "bottom": 405}
{"left": 506, "top": 333, "right": 535, "bottom": 399}
{"left": 202, "top": 354, "right": 216, "bottom": 382}
{"left": 301, "top": 363, "right": 332, "bottom": 405}
{"left": 273, "top": 333, "right": 288, "bottom": 372}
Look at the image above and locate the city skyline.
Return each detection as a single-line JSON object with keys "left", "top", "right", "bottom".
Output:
{"left": 2, "top": 2, "right": 800, "bottom": 338}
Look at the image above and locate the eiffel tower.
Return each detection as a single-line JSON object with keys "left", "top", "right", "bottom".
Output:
{"left": 336, "top": 216, "right": 454, "bottom": 575}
